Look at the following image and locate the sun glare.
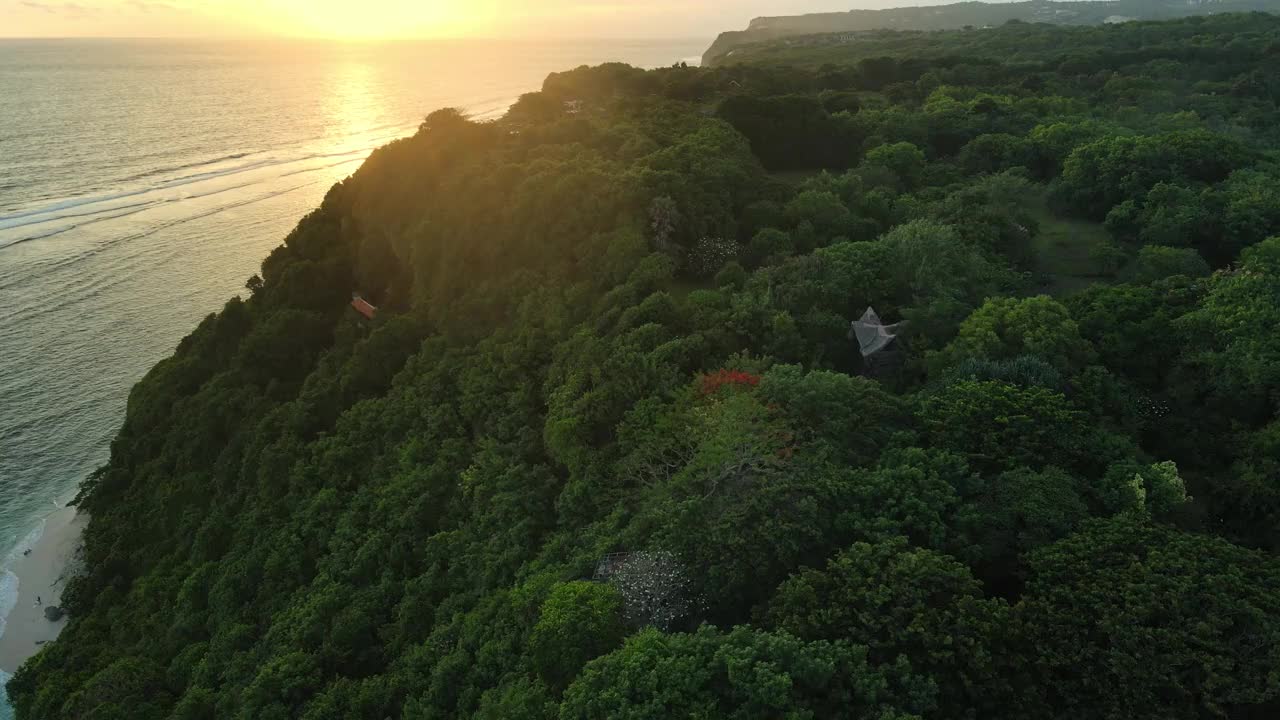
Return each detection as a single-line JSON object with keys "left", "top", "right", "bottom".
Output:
{"left": 272, "top": 0, "right": 485, "bottom": 39}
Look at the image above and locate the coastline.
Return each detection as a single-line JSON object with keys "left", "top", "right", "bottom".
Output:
{"left": 0, "top": 505, "right": 86, "bottom": 674}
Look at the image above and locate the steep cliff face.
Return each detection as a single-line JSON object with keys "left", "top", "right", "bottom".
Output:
{"left": 703, "top": 0, "right": 1254, "bottom": 65}
{"left": 702, "top": 28, "right": 780, "bottom": 66}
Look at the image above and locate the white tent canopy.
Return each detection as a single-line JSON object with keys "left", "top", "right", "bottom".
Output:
{"left": 851, "top": 307, "right": 904, "bottom": 357}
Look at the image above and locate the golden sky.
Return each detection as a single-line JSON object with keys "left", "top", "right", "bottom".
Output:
{"left": 2, "top": 1, "right": 873, "bottom": 39}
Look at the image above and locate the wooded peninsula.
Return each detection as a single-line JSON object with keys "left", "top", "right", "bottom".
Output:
{"left": 10, "top": 12, "right": 1280, "bottom": 719}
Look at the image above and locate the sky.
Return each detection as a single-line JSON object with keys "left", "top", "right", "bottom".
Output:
{"left": 0, "top": 1, "right": 930, "bottom": 39}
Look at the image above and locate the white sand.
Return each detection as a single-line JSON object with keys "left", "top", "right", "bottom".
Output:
{"left": 0, "top": 506, "right": 86, "bottom": 673}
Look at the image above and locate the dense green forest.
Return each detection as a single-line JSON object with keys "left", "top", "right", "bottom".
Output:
{"left": 12, "top": 13, "right": 1280, "bottom": 719}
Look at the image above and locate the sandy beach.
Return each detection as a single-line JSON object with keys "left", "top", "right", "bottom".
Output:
{"left": 0, "top": 506, "right": 86, "bottom": 673}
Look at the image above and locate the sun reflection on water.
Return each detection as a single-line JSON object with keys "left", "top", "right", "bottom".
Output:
{"left": 325, "top": 54, "right": 389, "bottom": 156}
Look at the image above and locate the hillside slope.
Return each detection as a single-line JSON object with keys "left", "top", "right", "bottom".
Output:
{"left": 704, "top": 0, "right": 1280, "bottom": 65}
{"left": 9, "top": 14, "right": 1280, "bottom": 720}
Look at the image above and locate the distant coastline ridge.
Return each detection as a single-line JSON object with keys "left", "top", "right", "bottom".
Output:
{"left": 703, "top": 0, "right": 1280, "bottom": 65}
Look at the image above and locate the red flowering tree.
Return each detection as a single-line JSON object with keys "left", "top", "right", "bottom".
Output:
{"left": 699, "top": 369, "right": 762, "bottom": 397}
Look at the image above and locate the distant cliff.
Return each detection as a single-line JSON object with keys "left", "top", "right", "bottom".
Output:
{"left": 703, "top": 0, "right": 1273, "bottom": 65}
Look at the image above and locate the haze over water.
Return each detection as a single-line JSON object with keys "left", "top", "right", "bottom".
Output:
{"left": 0, "top": 37, "right": 704, "bottom": 713}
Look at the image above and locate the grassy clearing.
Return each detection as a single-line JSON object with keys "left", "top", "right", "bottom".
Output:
{"left": 1027, "top": 196, "right": 1116, "bottom": 297}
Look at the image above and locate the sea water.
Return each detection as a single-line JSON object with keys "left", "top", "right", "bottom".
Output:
{"left": 0, "top": 37, "right": 706, "bottom": 716}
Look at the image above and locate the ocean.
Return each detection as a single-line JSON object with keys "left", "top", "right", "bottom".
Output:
{"left": 0, "top": 36, "right": 706, "bottom": 714}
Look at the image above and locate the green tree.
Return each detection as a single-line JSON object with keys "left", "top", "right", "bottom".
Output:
{"left": 1067, "top": 279, "right": 1202, "bottom": 389}
{"left": 970, "top": 466, "right": 1092, "bottom": 586}
{"left": 784, "top": 190, "right": 855, "bottom": 246}
{"left": 839, "top": 448, "right": 980, "bottom": 556}
{"left": 1026, "top": 120, "right": 1111, "bottom": 178}
{"left": 1219, "top": 421, "right": 1280, "bottom": 550}
{"left": 958, "top": 133, "right": 1028, "bottom": 175}
{"left": 560, "top": 626, "right": 934, "bottom": 720}
{"left": 745, "top": 228, "right": 794, "bottom": 267}
{"left": 1017, "top": 517, "right": 1280, "bottom": 720}
{"left": 756, "top": 364, "right": 910, "bottom": 464}
{"left": 859, "top": 141, "right": 927, "bottom": 192}
{"left": 1220, "top": 170, "right": 1280, "bottom": 263}
{"left": 766, "top": 538, "right": 1015, "bottom": 717}
{"left": 1178, "top": 237, "right": 1280, "bottom": 407}
{"left": 1127, "top": 245, "right": 1210, "bottom": 283}
{"left": 935, "top": 296, "right": 1095, "bottom": 375}
{"left": 1057, "top": 131, "right": 1251, "bottom": 220}
{"left": 917, "top": 380, "right": 1090, "bottom": 473}
{"left": 529, "top": 581, "right": 627, "bottom": 690}
{"left": 61, "top": 656, "right": 174, "bottom": 720}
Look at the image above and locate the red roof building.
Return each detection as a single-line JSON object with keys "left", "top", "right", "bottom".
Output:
{"left": 351, "top": 296, "right": 377, "bottom": 320}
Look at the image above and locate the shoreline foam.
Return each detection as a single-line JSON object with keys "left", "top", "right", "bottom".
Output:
{"left": 0, "top": 505, "right": 86, "bottom": 674}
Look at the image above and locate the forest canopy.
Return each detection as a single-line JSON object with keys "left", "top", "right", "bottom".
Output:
{"left": 10, "top": 13, "right": 1280, "bottom": 720}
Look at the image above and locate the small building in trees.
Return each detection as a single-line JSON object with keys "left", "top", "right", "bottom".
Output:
{"left": 850, "top": 307, "right": 905, "bottom": 377}
{"left": 593, "top": 552, "right": 632, "bottom": 581}
{"left": 351, "top": 294, "right": 377, "bottom": 321}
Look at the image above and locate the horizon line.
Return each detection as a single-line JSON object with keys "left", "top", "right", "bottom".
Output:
{"left": 0, "top": 34, "right": 714, "bottom": 42}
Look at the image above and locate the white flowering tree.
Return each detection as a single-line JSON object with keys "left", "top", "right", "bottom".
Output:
{"left": 608, "top": 551, "right": 698, "bottom": 631}
{"left": 687, "top": 236, "right": 741, "bottom": 278}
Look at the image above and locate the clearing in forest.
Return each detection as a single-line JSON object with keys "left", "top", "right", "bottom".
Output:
{"left": 1027, "top": 195, "right": 1114, "bottom": 296}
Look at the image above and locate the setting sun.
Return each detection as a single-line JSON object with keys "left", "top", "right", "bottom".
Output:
{"left": 261, "top": 0, "right": 494, "bottom": 39}
{"left": 0, "top": 0, "right": 826, "bottom": 39}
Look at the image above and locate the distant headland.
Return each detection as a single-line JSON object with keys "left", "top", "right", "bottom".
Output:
{"left": 703, "top": 0, "right": 1280, "bottom": 65}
